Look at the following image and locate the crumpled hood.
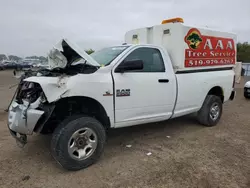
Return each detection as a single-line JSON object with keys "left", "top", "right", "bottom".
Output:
{"left": 48, "top": 38, "right": 100, "bottom": 69}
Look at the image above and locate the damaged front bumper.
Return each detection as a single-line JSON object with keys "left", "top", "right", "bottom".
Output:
{"left": 7, "top": 98, "right": 45, "bottom": 146}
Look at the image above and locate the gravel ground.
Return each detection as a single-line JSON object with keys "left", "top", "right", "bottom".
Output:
{"left": 0, "top": 70, "right": 249, "bottom": 188}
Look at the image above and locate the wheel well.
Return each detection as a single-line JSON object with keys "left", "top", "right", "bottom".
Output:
{"left": 40, "top": 96, "right": 110, "bottom": 134}
{"left": 208, "top": 86, "right": 224, "bottom": 102}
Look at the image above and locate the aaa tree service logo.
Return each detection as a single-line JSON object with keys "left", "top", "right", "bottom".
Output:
{"left": 184, "top": 28, "right": 236, "bottom": 67}
{"left": 185, "top": 28, "right": 203, "bottom": 49}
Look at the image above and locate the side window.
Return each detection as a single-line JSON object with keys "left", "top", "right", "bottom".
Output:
{"left": 123, "top": 47, "right": 165, "bottom": 72}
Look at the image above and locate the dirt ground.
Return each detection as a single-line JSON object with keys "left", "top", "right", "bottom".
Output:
{"left": 0, "top": 70, "right": 249, "bottom": 188}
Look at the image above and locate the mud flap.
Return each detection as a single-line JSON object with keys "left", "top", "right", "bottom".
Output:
{"left": 229, "top": 90, "right": 236, "bottom": 100}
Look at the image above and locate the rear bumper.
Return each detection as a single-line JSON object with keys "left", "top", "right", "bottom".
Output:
{"left": 229, "top": 90, "right": 236, "bottom": 100}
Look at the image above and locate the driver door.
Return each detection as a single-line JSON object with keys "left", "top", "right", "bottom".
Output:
{"left": 112, "top": 46, "right": 176, "bottom": 128}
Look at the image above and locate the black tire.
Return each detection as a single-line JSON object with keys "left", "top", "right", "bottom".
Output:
{"left": 197, "top": 95, "right": 223, "bottom": 127}
{"left": 51, "top": 115, "right": 106, "bottom": 171}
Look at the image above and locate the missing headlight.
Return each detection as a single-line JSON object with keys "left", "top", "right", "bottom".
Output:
{"left": 40, "top": 92, "right": 47, "bottom": 103}
{"left": 16, "top": 81, "right": 43, "bottom": 104}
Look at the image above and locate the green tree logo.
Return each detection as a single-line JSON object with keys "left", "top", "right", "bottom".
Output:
{"left": 186, "top": 32, "right": 202, "bottom": 49}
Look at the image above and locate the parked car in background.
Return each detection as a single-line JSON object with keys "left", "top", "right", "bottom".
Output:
{"left": 2, "top": 61, "right": 21, "bottom": 69}
{"left": 244, "top": 81, "right": 250, "bottom": 99}
{"left": 19, "top": 62, "right": 33, "bottom": 69}
{"left": 0, "top": 63, "right": 4, "bottom": 70}
{"left": 1, "top": 61, "right": 34, "bottom": 70}
{"left": 39, "top": 63, "right": 49, "bottom": 69}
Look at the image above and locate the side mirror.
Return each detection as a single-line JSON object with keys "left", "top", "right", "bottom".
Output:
{"left": 115, "top": 59, "right": 143, "bottom": 73}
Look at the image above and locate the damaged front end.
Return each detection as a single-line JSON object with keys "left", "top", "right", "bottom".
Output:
{"left": 7, "top": 38, "right": 101, "bottom": 147}
{"left": 7, "top": 80, "right": 54, "bottom": 147}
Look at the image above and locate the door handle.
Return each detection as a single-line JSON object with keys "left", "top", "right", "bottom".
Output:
{"left": 158, "top": 79, "right": 169, "bottom": 83}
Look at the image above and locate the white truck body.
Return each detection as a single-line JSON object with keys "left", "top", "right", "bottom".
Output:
{"left": 7, "top": 18, "right": 237, "bottom": 170}
{"left": 23, "top": 43, "right": 235, "bottom": 129}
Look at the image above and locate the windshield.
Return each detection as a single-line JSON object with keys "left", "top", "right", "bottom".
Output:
{"left": 90, "top": 46, "right": 129, "bottom": 66}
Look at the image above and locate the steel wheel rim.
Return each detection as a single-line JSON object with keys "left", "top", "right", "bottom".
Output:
{"left": 68, "top": 127, "right": 98, "bottom": 161}
{"left": 210, "top": 102, "right": 220, "bottom": 121}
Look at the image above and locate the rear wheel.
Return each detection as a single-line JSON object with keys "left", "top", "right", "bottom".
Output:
{"left": 197, "top": 95, "right": 222, "bottom": 127}
{"left": 51, "top": 115, "right": 106, "bottom": 171}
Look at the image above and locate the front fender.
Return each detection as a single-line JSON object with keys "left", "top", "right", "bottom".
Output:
{"left": 24, "top": 76, "right": 70, "bottom": 103}
{"left": 24, "top": 74, "right": 114, "bottom": 127}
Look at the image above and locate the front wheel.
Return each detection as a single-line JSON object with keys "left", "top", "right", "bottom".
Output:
{"left": 197, "top": 95, "right": 223, "bottom": 127}
{"left": 51, "top": 115, "right": 106, "bottom": 171}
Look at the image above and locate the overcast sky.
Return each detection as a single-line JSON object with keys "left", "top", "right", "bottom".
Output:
{"left": 0, "top": 0, "right": 249, "bottom": 57}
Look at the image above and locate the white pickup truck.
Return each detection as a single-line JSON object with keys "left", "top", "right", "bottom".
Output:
{"left": 7, "top": 18, "right": 236, "bottom": 171}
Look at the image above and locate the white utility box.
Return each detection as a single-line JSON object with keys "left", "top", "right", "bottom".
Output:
{"left": 125, "top": 18, "right": 237, "bottom": 71}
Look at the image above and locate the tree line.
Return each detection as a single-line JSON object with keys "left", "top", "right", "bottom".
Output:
{"left": 237, "top": 42, "right": 250, "bottom": 62}
{"left": 1, "top": 43, "right": 250, "bottom": 62}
